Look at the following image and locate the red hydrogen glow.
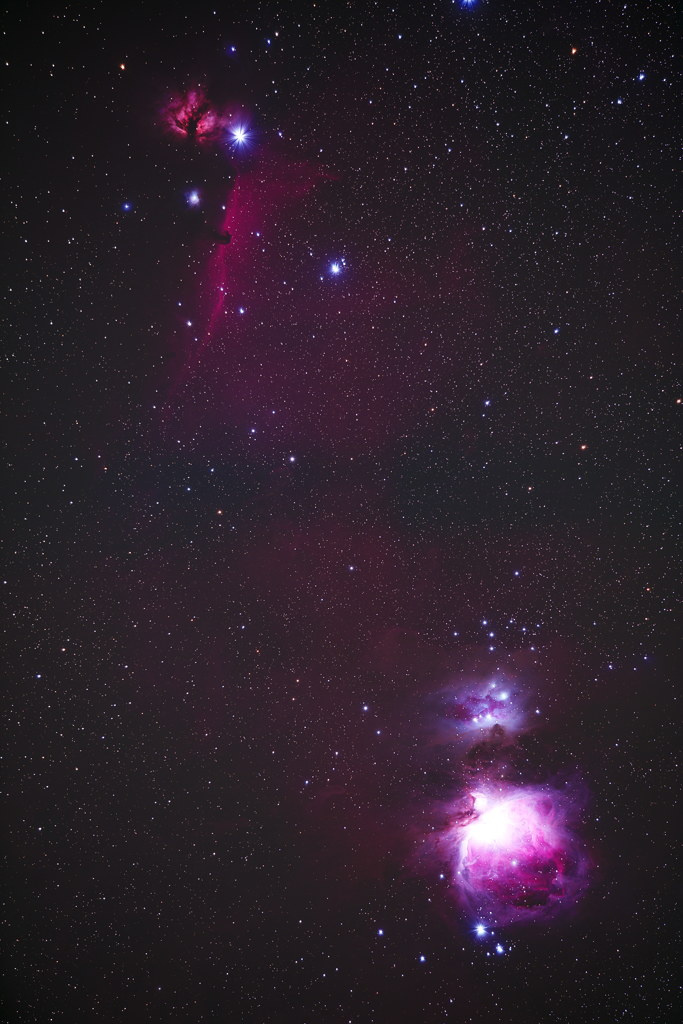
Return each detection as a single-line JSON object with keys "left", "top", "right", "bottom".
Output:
{"left": 161, "top": 151, "right": 336, "bottom": 427}
{"left": 162, "top": 89, "right": 227, "bottom": 143}
{"left": 444, "top": 786, "right": 590, "bottom": 925}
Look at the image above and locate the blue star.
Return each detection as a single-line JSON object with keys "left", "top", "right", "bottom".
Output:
{"left": 186, "top": 190, "right": 200, "bottom": 207}
{"left": 231, "top": 125, "right": 249, "bottom": 147}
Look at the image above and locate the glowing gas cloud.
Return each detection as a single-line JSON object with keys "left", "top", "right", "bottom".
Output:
{"left": 423, "top": 669, "right": 591, "bottom": 938}
{"left": 162, "top": 88, "right": 229, "bottom": 143}
{"left": 442, "top": 677, "right": 528, "bottom": 739}
{"left": 441, "top": 785, "right": 590, "bottom": 926}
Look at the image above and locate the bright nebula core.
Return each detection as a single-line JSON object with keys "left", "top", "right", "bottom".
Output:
{"left": 445, "top": 787, "right": 590, "bottom": 925}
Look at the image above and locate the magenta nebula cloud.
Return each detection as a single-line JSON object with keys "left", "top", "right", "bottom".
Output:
{"left": 443, "top": 785, "right": 590, "bottom": 926}
{"left": 424, "top": 674, "right": 592, "bottom": 939}
{"left": 162, "top": 88, "right": 228, "bottom": 143}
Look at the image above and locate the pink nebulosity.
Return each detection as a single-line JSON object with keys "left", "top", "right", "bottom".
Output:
{"left": 161, "top": 151, "right": 336, "bottom": 426}
{"left": 162, "top": 89, "right": 227, "bottom": 143}
{"left": 444, "top": 786, "right": 590, "bottom": 925}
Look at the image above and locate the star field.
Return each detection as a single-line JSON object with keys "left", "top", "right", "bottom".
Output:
{"left": 3, "top": 2, "right": 680, "bottom": 1023}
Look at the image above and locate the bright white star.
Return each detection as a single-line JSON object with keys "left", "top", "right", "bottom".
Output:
{"left": 231, "top": 125, "right": 250, "bottom": 147}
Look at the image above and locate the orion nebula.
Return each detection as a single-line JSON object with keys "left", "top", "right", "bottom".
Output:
{"left": 442, "top": 785, "right": 590, "bottom": 926}
{"left": 421, "top": 670, "right": 591, "bottom": 942}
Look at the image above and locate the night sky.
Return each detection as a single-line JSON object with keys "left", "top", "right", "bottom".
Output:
{"left": 4, "top": 2, "right": 680, "bottom": 1022}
